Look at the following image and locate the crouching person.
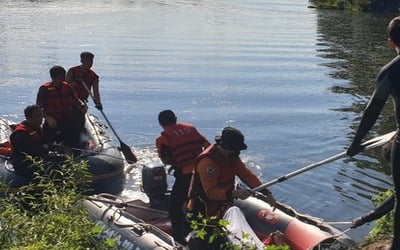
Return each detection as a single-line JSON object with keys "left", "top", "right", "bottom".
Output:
{"left": 10, "top": 105, "right": 65, "bottom": 179}
{"left": 186, "top": 127, "right": 276, "bottom": 250}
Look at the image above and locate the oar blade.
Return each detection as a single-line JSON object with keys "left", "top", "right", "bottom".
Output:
{"left": 120, "top": 142, "right": 138, "bottom": 164}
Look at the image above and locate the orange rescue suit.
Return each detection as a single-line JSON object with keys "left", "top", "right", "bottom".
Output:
{"left": 190, "top": 144, "right": 262, "bottom": 217}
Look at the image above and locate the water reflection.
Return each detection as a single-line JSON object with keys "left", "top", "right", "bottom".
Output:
{"left": 316, "top": 10, "right": 395, "bottom": 196}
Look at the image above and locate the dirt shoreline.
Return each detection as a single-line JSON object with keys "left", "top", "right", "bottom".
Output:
{"left": 358, "top": 238, "right": 391, "bottom": 250}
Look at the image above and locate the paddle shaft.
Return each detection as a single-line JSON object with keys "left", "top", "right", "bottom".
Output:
{"left": 80, "top": 80, "right": 137, "bottom": 163}
{"left": 252, "top": 131, "right": 396, "bottom": 192}
{"left": 69, "top": 146, "right": 127, "bottom": 161}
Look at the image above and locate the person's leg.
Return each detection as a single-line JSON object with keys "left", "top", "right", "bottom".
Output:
{"left": 62, "top": 112, "right": 83, "bottom": 150}
{"left": 168, "top": 172, "right": 191, "bottom": 245}
{"left": 43, "top": 122, "right": 57, "bottom": 145}
{"left": 390, "top": 133, "right": 400, "bottom": 249}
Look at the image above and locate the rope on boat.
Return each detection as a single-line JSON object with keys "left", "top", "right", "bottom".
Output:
{"left": 72, "top": 147, "right": 127, "bottom": 162}
{"left": 91, "top": 167, "right": 124, "bottom": 181}
{"left": 88, "top": 195, "right": 178, "bottom": 248}
{"left": 331, "top": 227, "right": 352, "bottom": 239}
{"left": 323, "top": 221, "right": 352, "bottom": 225}
{"left": 87, "top": 196, "right": 169, "bottom": 215}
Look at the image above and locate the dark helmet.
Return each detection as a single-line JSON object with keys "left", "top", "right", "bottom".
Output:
{"left": 215, "top": 127, "right": 247, "bottom": 151}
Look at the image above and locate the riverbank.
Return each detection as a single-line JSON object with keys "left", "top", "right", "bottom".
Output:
{"left": 359, "top": 237, "right": 391, "bottom": 250}
{"left": 308, "top": 0, "right": 400, "bottom": 12}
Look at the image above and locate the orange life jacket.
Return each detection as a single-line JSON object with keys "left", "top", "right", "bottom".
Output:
{"left": 10, "top": 122, "right": 47, "bottom": 176}
{"left": 37, "top": 82, "right": 75, "bottom": 123}
{"left": 161, "top": 123, "right": 206, "bottom": 169}
{"left": 187, "top": 144, "right": 261, "bottom": 217}
{"left": 187, "top": 145, "right": 236, "bottom": 216}
{"left": 11, "top": 122, "right": 44, "bottom": 152}
{"left": 68, "top": 66, "right": 99, "bottom": 101}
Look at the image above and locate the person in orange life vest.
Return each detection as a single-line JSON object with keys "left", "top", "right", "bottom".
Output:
{"left": 36, "top": 66, "right": 87, "bottom": 148}
{"left": 10, "top": 105, "right": 49, "bottom": 177}
{"left": 156, "top": 110, "right": 210, "bottom": 245}
{"left": 188, "top": 127, "right": 276, "bottom": 218}
{"left": 66, "top": 52, "right": 101, "bottom": 110}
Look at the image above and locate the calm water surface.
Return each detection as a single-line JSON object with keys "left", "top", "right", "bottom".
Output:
{"left": 0, "top": 0, "right": 397, "bottom": 242}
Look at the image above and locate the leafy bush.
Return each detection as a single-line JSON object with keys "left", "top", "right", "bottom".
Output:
{"left": 370, "top": 189, "right": 394, "bottom": 237}
{"left": 359, "top": 189, "right": 394, "bottom": 248}
{"left": 187, "top": 212, "right": 290, "bottom": 250}
{"left": 0, "top": 157, "right": 115, "bottom": 249}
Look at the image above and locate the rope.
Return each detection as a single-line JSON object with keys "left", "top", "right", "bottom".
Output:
{"left": 332, "top": 227, "right": 352, "bottom": 239}
{"left": 323, "top": 221, "right": 352, "bottom": 225}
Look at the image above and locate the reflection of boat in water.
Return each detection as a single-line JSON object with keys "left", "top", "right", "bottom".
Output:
{"left": 84, "top": 162, "right": 354, "bottom": 250}
{"left": 0, "top": 114, "right": 125, "bottom": 194}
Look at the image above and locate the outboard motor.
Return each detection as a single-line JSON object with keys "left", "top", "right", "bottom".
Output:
{"left": 141, "top": 162, "right": 168, "bottom": 210}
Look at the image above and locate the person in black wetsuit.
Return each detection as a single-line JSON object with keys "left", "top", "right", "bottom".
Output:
{"left": 352, "top": 194, "right": 394, "bottom": 228}
{"left": 347, "top": 16, "right": 400, "bottom": 249}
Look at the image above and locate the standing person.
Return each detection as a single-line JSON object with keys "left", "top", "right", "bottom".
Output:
{"left": 66, "top": 51, "right": 102, "bottom": 110}
{"left": 346, "top": 16, "right": 400, "bottom": 250}
{"left": 10, "top": 105, "right": 48, "bottom": 177}
{"left": 66, "top": 52, "right": 101, "bottom": 136}
{"left": 36, "top": 65, "right": 87, "bottom": 148}
{"left": 156, "top": 110, "right": 210, "bottom": 245}
{"left": 186, "top": 127, "right": 276, "bottom": 249}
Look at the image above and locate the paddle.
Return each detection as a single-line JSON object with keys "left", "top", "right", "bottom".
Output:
{"left": 252, "top": 131, "right": 396, "bottom": 192}
{"left": 80, "top": 81, "right": 137, "bottom": 163}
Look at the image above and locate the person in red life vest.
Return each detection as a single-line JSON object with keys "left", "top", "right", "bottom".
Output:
{"left": 66, "top": 51, "right": 101, "bottom": 110}
{"left": 36, "top": 66, "right": 87, "bottom": 148}
{"left": 66, "top": 52, "right": 101, "bottom": 134}
{"left": 10, "top": 105, "right": 49, "bottom": 176}
{"left": 187, "top": 126, "right": 276, "bottom": 218}
{"left": 155, "top": 110, "right": 210, "bottom": 245}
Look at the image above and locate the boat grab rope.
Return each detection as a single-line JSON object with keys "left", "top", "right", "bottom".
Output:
{"left": 73, "top": 147, "right": 126, "bottom": 162}
{"left": 331, "top": 227, "right": 353, "bottom": 239}
{"left": 88, "top": 196, "right": 169, "bottom": 215}
{"left": 96, "top": 200, "right": 178, "bottom": 248}
{"left": 323, "top": 221, "right": 352, "bottom": 225}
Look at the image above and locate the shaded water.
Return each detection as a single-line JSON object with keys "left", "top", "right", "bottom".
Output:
{"left": 0, "top": 0, "right": 398, "bottom": 242}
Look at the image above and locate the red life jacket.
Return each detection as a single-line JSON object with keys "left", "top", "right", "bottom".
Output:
{"left": 68, "top": 66, "right": 99, "bottom": 101}
{"left": 10, "top": 122, "right": 48, "bottom": 176}
{"left": 161, "top": 123, "right": 205, "bottom": 169}
{"left": 37, "top": 82, "right": 74, "bottom": 122}
{"left": 11, "top": 122, "right": 43, "bottom": 147}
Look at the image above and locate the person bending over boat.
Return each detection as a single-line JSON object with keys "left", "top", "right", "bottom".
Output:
{"left": 66, "top": 52, "right": 102, "bottom": 135}
{"left": 346, "top": 16, "right": 400, "bottom": 250}
{"left": 186, "top": 127, "right": 276, "bottom": 249}
{"left": 156, "top": 109, "right": 210, "bottom": 245}
{"left": 10, "top": 105, "right": 51, "bottom": 177}
{"left": 36, "top": 65, "right": 87, "bottom": 148}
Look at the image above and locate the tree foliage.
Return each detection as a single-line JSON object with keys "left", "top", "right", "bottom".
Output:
{"left": 187, "top": 212, "right": 290, "bottom": 250}
{"left": 310, "top": 0, "right": 400, "bottom": 12}
{"left": 0, "top": 158, "right": 115, "bottom": 249}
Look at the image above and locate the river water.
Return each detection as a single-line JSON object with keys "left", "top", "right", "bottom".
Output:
{"left": 0, "top": 0, "right": 397, "bottom": 243}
